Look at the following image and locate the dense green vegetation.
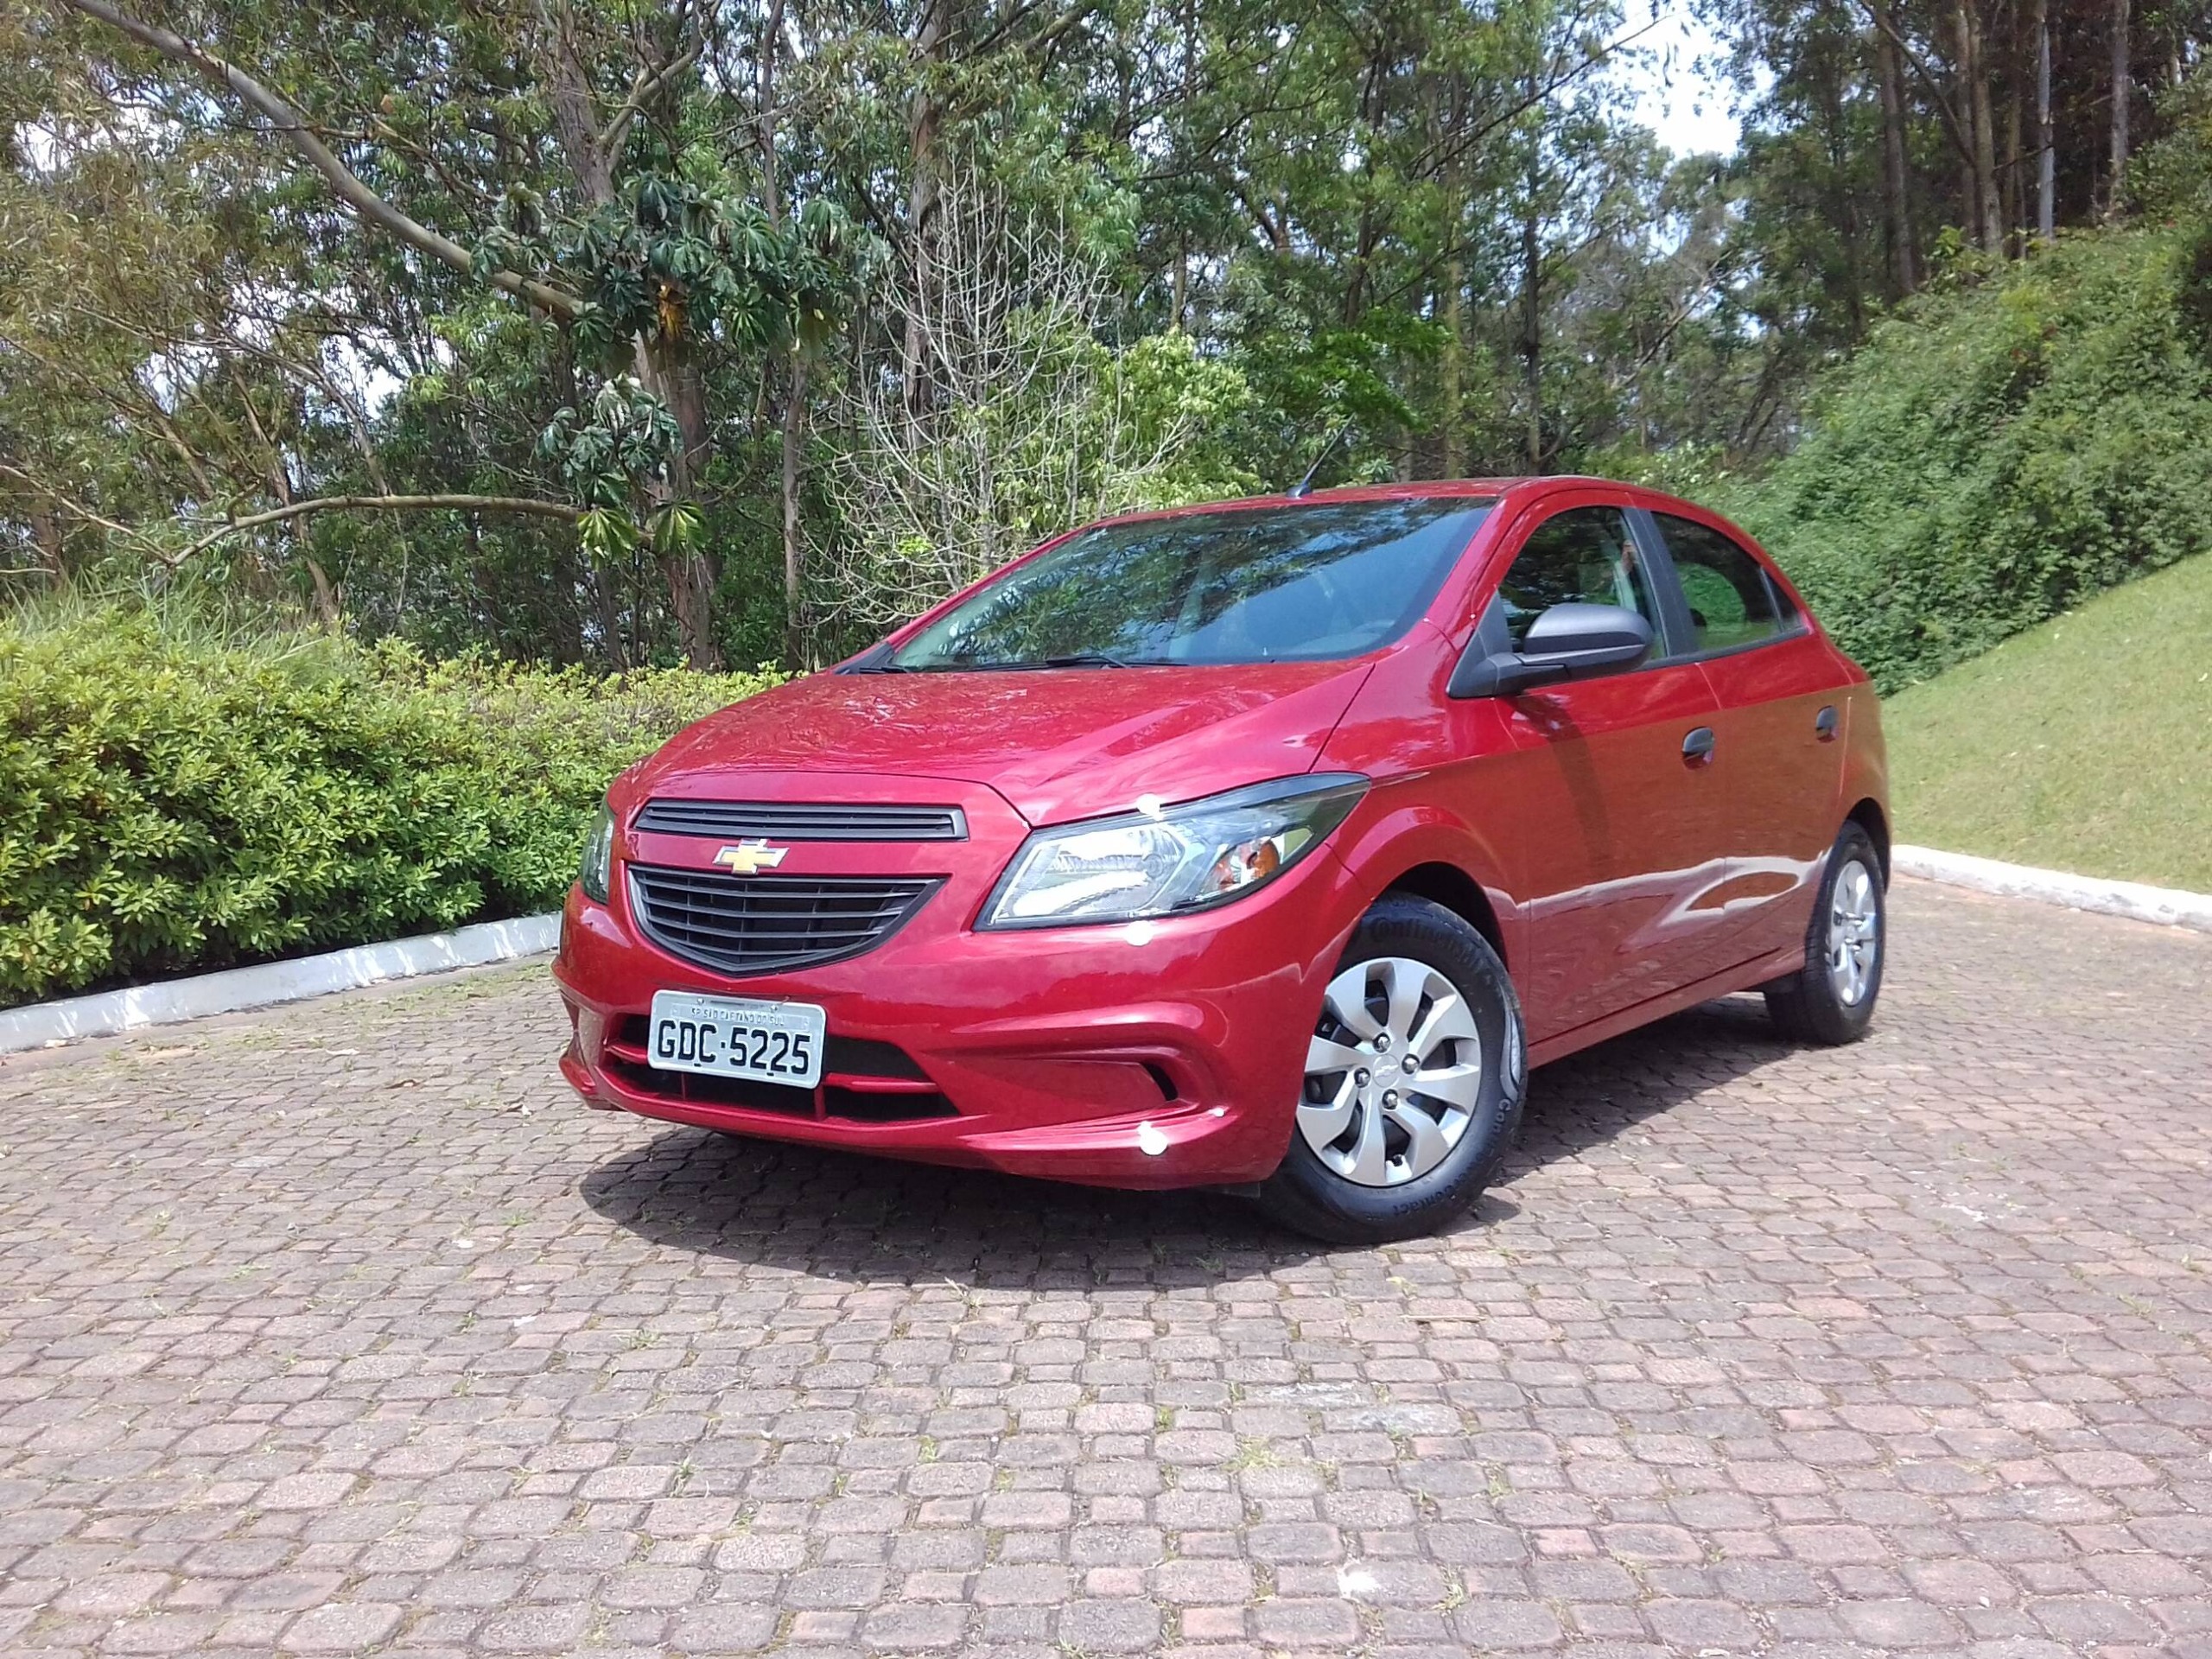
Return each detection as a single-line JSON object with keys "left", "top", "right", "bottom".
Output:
{"left": 6, "top": 0, "right": 2207, "bottom": 670}
{"left": 0, "top": 606, "right": 775, "bottom": 1006}
{"left": 1714, "top": 215, "right": 2212, "bottom": 692}
{"left": 1884, "top": 552, "right": 2212, "bottom": 890}
{"left": 3, "top": 1, "right": 2210, "bottom": 1005}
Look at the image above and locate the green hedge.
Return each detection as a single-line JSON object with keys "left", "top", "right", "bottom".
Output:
{"left": 0, "top": 609, "right": 778, "bottom": 1007}
{"left": 1715, "top": 224, "right": 2212, "bottom": 693}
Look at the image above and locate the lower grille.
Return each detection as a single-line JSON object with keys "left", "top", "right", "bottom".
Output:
{"left": 628, "top": 866, "right": 934, "bottom": 976}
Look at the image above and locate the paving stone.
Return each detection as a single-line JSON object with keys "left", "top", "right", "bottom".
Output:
{"left": 277, "top": 1601, "right": 404, "bottom": 1651}
{"left": 1055, "top": 1596, "right": 1163, "bottom": 1652}
{"left": 0, "top": 881, "right": 2206, "bottom": 1654}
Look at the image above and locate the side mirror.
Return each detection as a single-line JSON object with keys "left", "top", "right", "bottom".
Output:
{"left": 1449, "top": 602, "right": 1655, "bottom": 698}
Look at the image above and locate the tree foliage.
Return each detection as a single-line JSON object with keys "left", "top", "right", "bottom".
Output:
{"left": 1, "top": 0, "right": 2208, "bottom": 671}
{"left": 1722, "top": 217, "right": 2212, "bottom": 690}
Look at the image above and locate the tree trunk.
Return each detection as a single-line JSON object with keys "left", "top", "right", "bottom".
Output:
{"left": 760, "top": 0, "right": 806, "bottom": 670}
{"left": 1952, "top": 2, "right": 1981, "bottom": 248}
{"left": 628, "top": 336, "right": 722, "bottom": 669}
{"left": 1961, "top": 0, "right": 2002, "bottom": 251}
{"left": 303, "top": 556, "right": 342, "bottom": 626}
{"left": 544, "top": 9, "right": 721, "bottom": 667}
{"left": 2003, "top": 45, "right": 2022, "bottom": 249}
{"left": 757, "top": 0, "right": 784, "bottom": 221}
{"left": 27, "top": 501, "right": 67, "bottom": 588}
{"left": 1521, "top": 171, "right": 1542, "bottom": 474}
{"left": 900, "top": 0, "right": 950, "bottom": 413}
{"left": 1442, "top": 262, "right": 1465, "bottom": 479}
{"left": 1877, "top": 22, "right": 1919, "bottom": 293}
{"left": 1173, "top": 0, "right": 1194, "bottom": 330}
{"left": 1817, "top": 60, "right": 1865, "bottom": 331}
{"left": 782, "top": 355, "right": 809, "bottom": 666}
{"left": 2036, "top": 0, "right": 2055, "bottom": 243}
{"left": 2108, "top": 0, "right": 2131, "bottom": 215}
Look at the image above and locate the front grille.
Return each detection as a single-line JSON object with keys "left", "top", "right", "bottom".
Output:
{"left": 628, "top": 865, "right": 935, "bottom": 976}
{"left": 634, "top": 800, "right": 967, "bottom": 841}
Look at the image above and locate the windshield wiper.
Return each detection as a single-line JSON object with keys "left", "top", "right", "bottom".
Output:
{"left": 838, "top": 645, "right": 908, "bottom": 674}
{"left": 950, "top": 652, "right": 1132, "bottom": 671}
{"left": 858, "top": 651, "right": 1157, "bottom": 673}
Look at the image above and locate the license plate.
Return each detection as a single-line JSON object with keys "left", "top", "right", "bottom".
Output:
{"left": 646, "top": 991, "right": 827, "bottom": 1089}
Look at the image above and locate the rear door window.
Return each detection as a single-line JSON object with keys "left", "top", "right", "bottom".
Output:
{"left": 1650, "top": 514, "right": 1794, "bottom": 656}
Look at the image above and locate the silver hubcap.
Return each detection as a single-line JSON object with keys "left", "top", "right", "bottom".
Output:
{"left": 1299, "top": 957, "right": 1484, "bottom": 1188}
{"left": 1827, "top": 856, "right": 1880, "bottom": 1007}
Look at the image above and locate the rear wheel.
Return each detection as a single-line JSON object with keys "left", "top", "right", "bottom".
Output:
{"left": 1257, "top": 895, "right": 1526, "bottom": 1245}
{"left": 1765, "top": 822, "right": 1885, "bottom": 1045}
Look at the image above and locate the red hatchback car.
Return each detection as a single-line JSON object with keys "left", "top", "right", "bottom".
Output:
{"left": 556, "top": 480, "right": 1888, "bottom": 1242}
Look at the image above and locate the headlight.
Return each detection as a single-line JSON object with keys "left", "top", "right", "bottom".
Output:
{"left": 980, "top": 773, "right": 1368, "bottom": 930}
{"left": 578, "top": 802, "right": 616, "bottom": 904}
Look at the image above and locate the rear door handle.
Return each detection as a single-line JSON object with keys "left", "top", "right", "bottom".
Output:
{"left": 1815, "top": 704, "right": 1840, "bottom": 741}
{"left": 1682, "top": 726, "right": 1716, "bottom": 764}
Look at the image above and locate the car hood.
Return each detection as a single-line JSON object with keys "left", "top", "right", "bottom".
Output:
{"left": 629, "top": 660, "right": 1376, "bottom": 826}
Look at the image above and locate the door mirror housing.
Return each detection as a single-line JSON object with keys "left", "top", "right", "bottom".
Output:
{"left": 1449, "top": 602, "right": 1656, "bottom": 698}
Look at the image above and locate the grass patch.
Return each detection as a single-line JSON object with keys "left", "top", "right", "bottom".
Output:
{"left": 1883, "top": 552, "right": 2212, "bottom": 890}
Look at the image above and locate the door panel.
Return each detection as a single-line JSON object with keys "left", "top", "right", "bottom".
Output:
{"left": 1640, "top": 511, "right": 1849, "bottom": 964}
{"left": 1490, "top": 664, "right": 1733, "bottom": 1039}
{"left": 1698, "top": 634, "right": 1849, "bottom": 960}
{"left": 1460, "top": 498, "right": 1737, "bottom": 1040}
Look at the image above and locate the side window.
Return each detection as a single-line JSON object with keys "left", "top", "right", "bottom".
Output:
{"left": 1653, "top": 513, "right": 1791, "bottom": 655}
{"left": 1496, "top": 507, "right": 1660, "bottom": 650}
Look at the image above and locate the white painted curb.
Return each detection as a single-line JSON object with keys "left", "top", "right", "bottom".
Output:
{"left": 1894, "top": 845, "right": 2212, "bottom": 935}
{"left": 0, "top": 913, "right": 561, "bottom": 1055}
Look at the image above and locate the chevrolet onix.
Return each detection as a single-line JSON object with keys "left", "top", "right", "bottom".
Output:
{"left": 555, "top": 479, "right": 1889, "bottom": 1243}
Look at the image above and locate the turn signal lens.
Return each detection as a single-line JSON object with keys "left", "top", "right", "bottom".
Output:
{"left": 1204, "top": 834, "right": 1283, "bottom": 894}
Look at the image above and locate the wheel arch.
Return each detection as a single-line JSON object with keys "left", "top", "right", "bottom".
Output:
{"left": 1326, "top": 799, "right": 1524, "bottom": 979}
{"left": 1845, "top": 797, "right": 1891, "bottom": 884}
{"left": 1382, "top": 861, "right": 1508, "bottom": 968}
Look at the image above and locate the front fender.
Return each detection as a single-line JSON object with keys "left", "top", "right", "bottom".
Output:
{"left": 1324, "top": 783, "right": 1528, "bottom": 976}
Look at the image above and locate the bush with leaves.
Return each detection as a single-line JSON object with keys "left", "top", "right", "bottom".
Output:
{"left": 0, "top": 609, "right": 779, "bottom": 1007}
{"left": 1715, "top": 221, "right": 2212, "bottom": 692}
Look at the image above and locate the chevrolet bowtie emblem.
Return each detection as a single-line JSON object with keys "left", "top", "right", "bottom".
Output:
{"left": 714, "top": 839, "right": 789, "bottom": 876}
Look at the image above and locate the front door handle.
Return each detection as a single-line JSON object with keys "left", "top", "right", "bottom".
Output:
{"left": 1682, "top": 726, "right": 1716, "bottom": 765}
{"left": 1814, "top": 704, "right": 1840, "bottom": 741}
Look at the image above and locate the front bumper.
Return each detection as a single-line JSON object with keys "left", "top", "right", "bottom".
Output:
{"left": 553, "top": 776, "right": 1365, "bottom": 1189}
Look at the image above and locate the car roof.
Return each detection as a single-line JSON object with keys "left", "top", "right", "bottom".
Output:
{"left": 1082, "top": 476, "right": 1687, "bottom": 527}
{"left": 1068, "top": 476, "right": 1791, "bottom": 590}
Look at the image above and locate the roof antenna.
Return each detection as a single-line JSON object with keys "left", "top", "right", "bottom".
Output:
{"left": 1285, "top": 422, "right": 1350, "bottom": 499}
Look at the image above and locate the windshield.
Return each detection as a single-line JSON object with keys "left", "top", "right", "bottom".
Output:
{"left": 887, "top": 498, "right": 1493, "bottom": 670}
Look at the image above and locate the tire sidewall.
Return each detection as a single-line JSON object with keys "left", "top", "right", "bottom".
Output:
{"left": 1264, "top": 897, "right": 1526, "bottom": 1240}
{"left": 1817, "top": 830, "right": 1885, "bottom": 1027}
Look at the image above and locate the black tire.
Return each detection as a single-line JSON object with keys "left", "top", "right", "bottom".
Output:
{"left": 1257, "top": 895, "right": 1527, "bottom": 1245}
{"left": 1764, "top": 822, "right": 1885, "bottom": 1045}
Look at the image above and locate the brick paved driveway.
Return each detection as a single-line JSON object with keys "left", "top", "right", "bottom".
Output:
{"left": 2, "top": 879, "right": 2208, "bottom": 1659}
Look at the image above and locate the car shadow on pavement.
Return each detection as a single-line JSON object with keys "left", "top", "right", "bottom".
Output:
{"left": 575, "top": 995, "right": 1796, "bottom": 1284}
{"left": 1502, "top": 993, "right": 1796, "bottom": 1187}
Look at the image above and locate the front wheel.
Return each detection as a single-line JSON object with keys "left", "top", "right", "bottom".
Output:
{"left": 1257, "top": 895, "right": 1527, "bottom": 1245}
{"left": 1765, "top": 823, "right": 1885, "bottom": 1045}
